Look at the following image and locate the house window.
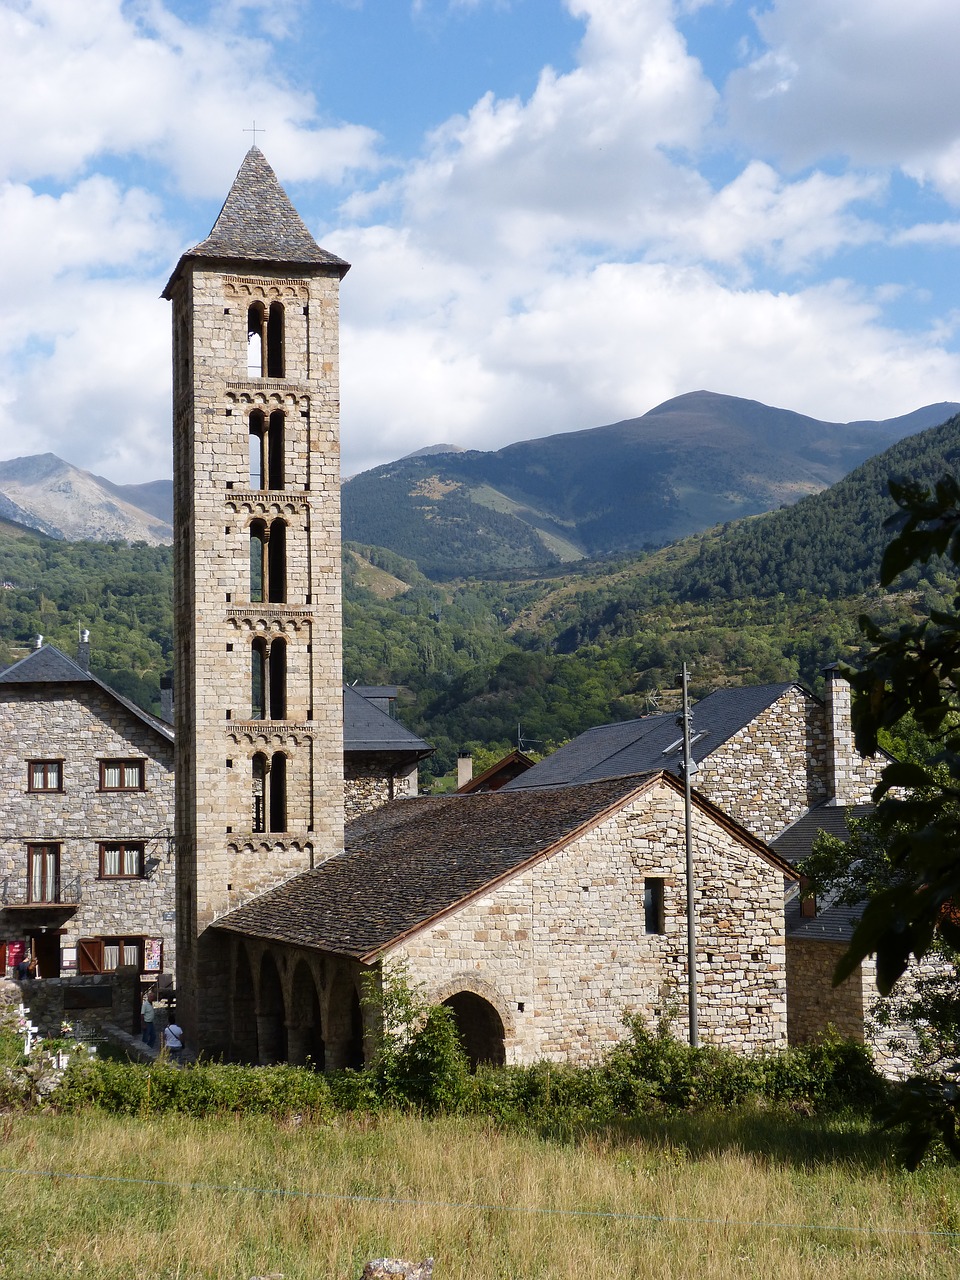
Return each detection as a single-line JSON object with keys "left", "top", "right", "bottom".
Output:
{"left": 99, "top": 759, "right": 145, "bottom": 791}
{"left": 644, "top": 878, "right": 665, "bottom": 934}
{"left": 27, "top": 844, "right": 60, "bottom": 903}
{"left": 28, "top": 760, "right": 62, "bottom": 792}
{"left": 99, "top": 842, "right": 145, "bottom": 879}
{"left": 77, "top": 936, "right": 159, "bottom": 974}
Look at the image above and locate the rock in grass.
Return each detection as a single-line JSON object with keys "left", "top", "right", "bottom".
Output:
{"left": 362, "top": 1260, "right": 434, "bottom": 1278}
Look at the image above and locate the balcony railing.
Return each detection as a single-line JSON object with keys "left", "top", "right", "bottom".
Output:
{"left": 0, "top": 875, "right": 82, "bottom": 907}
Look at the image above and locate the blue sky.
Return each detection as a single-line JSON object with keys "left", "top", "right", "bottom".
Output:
{"left": 3, "top": 0, "right": 960, "bottom": 482}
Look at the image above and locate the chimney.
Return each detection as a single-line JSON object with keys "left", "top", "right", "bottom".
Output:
{"left": 160, "top": 673, "right": 174, "bottom": 724}
{"left": 457, "top": 751, "right": 473, "bottom": 789}
{"left": 34, "top": 635, "right": 43, "bottom": 650}
{"left": 822, "top": 663, "right": 865, "bottom": 805}
{"left": 77, "top": 629, "right": 90, "bottom": 672}
{"left": 799, "top": 875, "right": 817, "bottom": 918}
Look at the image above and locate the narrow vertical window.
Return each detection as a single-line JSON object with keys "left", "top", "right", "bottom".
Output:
{"left": 267, "top": 411, "right": 285, "bottom": 489}
{"left": 267, "top": 520, "right": 286, "bottom": 603}
{"left": 252, "top": 754, "right": 267, "bottom": 833}
{"left": 247, "top": 303, "right": 265, "bottom": 377}
{"left": 644, "top": 878, "right": 665, "bottom": 935}
{"left": 251, "top": 638, "right": 267, "bottom": 719}
{"left": 266, "top": 302, "right": 285, "bottom": 378}
{"left": 249, "top": 521, "right": 265, "bottom": 602}
{"left": 270, "top": 753, "right": 287, "bottom": 832}
{"left": 268, "top": 637, "right": 287, "bottom": 720}
{"left": 249, "top": 410, "right": 265, "bottom": 488}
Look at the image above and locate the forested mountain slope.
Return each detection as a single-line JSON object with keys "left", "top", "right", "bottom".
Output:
{"left": 342, "top": 392, "right": 958, "bottom": 576}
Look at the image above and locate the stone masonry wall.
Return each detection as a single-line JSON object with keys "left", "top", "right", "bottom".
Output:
{"left": 785, "top": 937, "right": 866, "bottom": 1045}
{"left": 0, "top": 684, "right": 175, "bottom": 979}
{"left": 172, "top": 260, "right": 346, "bottom": 1051}
{"left": 344, "top": 757, "right": 392, "bottom": 820}
{"left": 697, "top": 687, "right": 828, "bottom": 843}
{"left": 393, "top": 778, "right": 789, "bottom": 1064}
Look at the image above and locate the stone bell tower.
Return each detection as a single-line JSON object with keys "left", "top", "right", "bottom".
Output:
{"left": 163, "top": 148, "right": 350, "bottom": 1051}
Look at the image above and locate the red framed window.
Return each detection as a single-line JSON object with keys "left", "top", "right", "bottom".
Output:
{"left": 27, "top": 760, "right": 63, "bottom": 792}
{"left": 99, "top": 842, "right": 144, "bottom": 879}
{"left": 99, "top": 759, "right": 145, "bottom": 791}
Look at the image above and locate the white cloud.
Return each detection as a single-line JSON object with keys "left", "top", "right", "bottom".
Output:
{"left": 724, "top": 0, "right": 960, "bottom": 198}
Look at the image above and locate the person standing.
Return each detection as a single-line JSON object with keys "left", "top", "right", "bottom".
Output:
{"left": 163, "top": 1014, "right": 183, "bottom": 1063}
{"left": 141, "top": 990, "right": 156, "bottom": 1048}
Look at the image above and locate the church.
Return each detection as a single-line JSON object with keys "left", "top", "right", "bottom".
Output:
{"left": 162, "top": 150, "right": 881, "bottom": 1069}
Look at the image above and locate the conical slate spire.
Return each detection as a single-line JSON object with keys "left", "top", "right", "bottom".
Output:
{"left": 164, "top": 147, "right": 348, "bottom": 293}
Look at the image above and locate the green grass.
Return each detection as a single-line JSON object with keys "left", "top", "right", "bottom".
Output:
{"left": 0, "top": 1109, "right": 957, "bottom": 1279}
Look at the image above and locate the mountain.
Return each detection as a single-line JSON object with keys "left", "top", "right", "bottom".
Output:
{"left": 0, "top": 455, "right": 173, "bottom": 544}
{"left": 342, "top": 391, "right": 960, "bottom": 577}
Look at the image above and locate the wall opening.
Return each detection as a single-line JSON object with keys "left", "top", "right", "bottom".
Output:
{"left": 442, "top": 992, "right": 506, "bottom": 1069}
{"left": 269, "top": 752, "right": 287, "bottom": 832}
{"left": 267, "top": 411, "right": 285, "bottom": 489}
{"left": 249, "top": 410, "right": 265, "bottom": 488}
{"left": 267, "top": 302, "right": 285, "bottom": 378}
{"left": 251, "top": 639, "right": 267, "bottom": 719}
{"left": 269, "top": 637, "right": 287, "bottom": 720}
{"left": 267, "top": 520, "right": 286, "bottom": 603}
{"left": 252, "top": 753, "right": 267, "bottom": 832}
{"left": 249, "top": 521, "right": 265, "bottom": 602}
{"left": 247, "top": 303, "right": 265, "bottom": 377}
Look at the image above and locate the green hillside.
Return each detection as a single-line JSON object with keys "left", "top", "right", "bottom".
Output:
{"left": 4, "top": 411, "right": 960, "bottom": 779}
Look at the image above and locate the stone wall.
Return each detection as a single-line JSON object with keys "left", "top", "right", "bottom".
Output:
{"left": 785, "top": 937, "right": 867, "bottom": 1045}
{"left": 393, "top": 777, "right": 789, "bottom": 1064}
{"left": 345, "top": 757, "right": 393, "bottom": 820}
{"left": 17, "top": 966, "right": 140, "bottom": 1041}
{"left": 0, "top": 682, "right": 175, "bottom": 979}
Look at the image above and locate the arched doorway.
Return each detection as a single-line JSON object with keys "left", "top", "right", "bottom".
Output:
{"left": 442, "top": 991, "right": 506, "bottom": 1068}
{"left": 257, "top": 952, "right": 287, "bottom": 1064}
{"left": 288, "top": 960, "right": 324, "bottom": 1069}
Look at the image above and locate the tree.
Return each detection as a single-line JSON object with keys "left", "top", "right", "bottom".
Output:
{"left": 836, "top": 474, "right": 960, "bottom": 1164}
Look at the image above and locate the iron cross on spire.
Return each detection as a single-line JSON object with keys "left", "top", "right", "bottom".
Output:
{"left": 244, "top": 121, "right": 265, "bottom": 146}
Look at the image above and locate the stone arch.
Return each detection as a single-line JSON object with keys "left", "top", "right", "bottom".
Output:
{"left": 287, "top": 958, "right": 324, "bottom": 1069}
{"left": 441, "top": 991, "right": 507, "bottom": 1069}
{"left": 256, "top": 950, "right": 287, "bottom": 1064}
{"left": 325, "top": 964, "right": 365, "bottom": 1070}
{"left": 231, "top": 940, "right": 258, "bottom": 1063}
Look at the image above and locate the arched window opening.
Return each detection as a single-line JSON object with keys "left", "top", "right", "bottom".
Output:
{"left": 252, "top": 753, "right": 267, "bottom": 833}
{"left": 267, "top": 302, "right": 285, "bottom": 378}
{"left": 247, "top": 303, "right": 265, "bottom": 377}
{"left": 251, "top": 638, "right": 267, "bottom": 720}
{"left": 269, "top": 753, "right": 287, "bottom": 832}
{"left": 267, "top": 520, "right": 286, "bottom": 603}
{"left": 442, "top": 992, "right": 506, "bottom": 1069}
{"left": 248, "top": 411, "right": 266, "bottom": 489}
{"left": 268, "top": 637, "right": 287, "bottom": 720}
{"left": 267, "top": 411, "right": 285, "bottom": 490}
{"left": 249, "top": 521, "right": 266, "bottom": 602}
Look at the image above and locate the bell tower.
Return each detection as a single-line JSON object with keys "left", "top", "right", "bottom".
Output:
{"left": 164, "top": 148, "right": 350, "bottom": 1051}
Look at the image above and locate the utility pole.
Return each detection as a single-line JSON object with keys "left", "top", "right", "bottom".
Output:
{"left": 679, "top": 663, "right": 699, "bottom": 1047}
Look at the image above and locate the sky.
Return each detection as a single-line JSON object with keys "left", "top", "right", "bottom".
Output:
{"left": 5, "top": 0, "right": 960, "bottom": 483}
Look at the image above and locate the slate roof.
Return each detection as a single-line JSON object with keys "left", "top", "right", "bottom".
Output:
{"left": 0, "top": 643, "right": 174, "bottom": 743}
{"left": 505, "top": 682, "right": 799, "bottom": 790}
{"left": 785, "top": 894, "right": 864, "bottom": 943}
{"left": 214, "top": 771, "right": 795, "bottom": 960}
{"left": 771, "top": 802, "right": 874, "bottom": 865}
{"left": 163, "top": 147, "right": 349, "bottom": 295}
{"left": 343, "top": 684, "right": 432, "bottom": 758}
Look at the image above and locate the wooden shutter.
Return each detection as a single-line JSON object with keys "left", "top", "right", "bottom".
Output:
{"left": 77, "top": 938, "right": 103, "bottom": 975}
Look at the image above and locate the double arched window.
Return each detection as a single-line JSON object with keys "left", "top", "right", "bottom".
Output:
{"left": 252, "top": 752, "right": 287, "bottom": 833}
{"left": 247, "top": 302, "right": 285, "bottom": 379}
{"left": 248, "top": 411, "right": 285, "bottom": 490}
{"left": 251, "top": 636, "right": 287, "bottom": 721}
{"left": 249, "top": 519, "right": 287, "bottom": 604}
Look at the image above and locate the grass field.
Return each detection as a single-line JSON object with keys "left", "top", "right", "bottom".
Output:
{"left": 0, "top": 1108, "right": 958, "bottom": 1280}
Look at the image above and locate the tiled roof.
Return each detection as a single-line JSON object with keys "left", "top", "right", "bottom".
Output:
{"left": 163, "top": 148, "right": 349, "bottom": 294}
{"left": 215, "top": 774, "right": 664, "bottom": 958}
{"left": 785, "top": 895, "right": 864, "bottom": 942}
{"left": 771, "top": 802, "right": 874, "bottom": 865}
{"left": 0, "top": 644, "right": 173, "bottom": 742}
{"left": 343, "top": 685, "right": 432, "bottom": 757}
{"left": 505, "top": 682, "right": 799, "bottom": 790}
{"left": 214, "top": 770, "right": 794, "bottom": 959}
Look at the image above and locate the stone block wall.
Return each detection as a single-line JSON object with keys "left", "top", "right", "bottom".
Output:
{"left": 394, "top": 778, "right": 789, "bottom": 1064}
{"left": 785, "top": 937, "right": 866, "bottom": 1045}
{"left": 0, "top": 683, "right": 175, "bottom": 978}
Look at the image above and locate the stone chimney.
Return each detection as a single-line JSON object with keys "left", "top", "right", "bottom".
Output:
{"left": 160, "top": 673, "right": 174, "bottom": 724}
{"left": 77, "top": 629, "right": 90, "bottom": 672}
{"left": 457, "top": 751, "right": 473, "bottom": 789}
{"left": 822, "top": 663, "right": 868, "bottom": 805}
{"left": 34, "top": 634, "right": 42, "bottom": 650}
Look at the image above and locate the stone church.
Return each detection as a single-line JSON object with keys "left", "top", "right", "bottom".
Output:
{"left": 162, "top": 149, "right": 883, "bottom": 1069}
